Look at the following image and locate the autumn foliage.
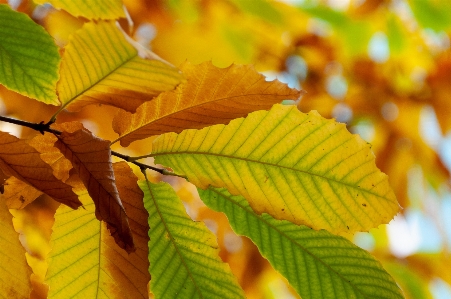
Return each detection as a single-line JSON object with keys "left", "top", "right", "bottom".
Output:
{"left": 1, "top": 0, "right": 450, "bottom": 299}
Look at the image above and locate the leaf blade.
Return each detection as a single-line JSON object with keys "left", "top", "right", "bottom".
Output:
{"left": 58, "top": 21, "right": 183, "bottom": 113}
{"left": 53, "top": 122, "right": 134, "bottom": 252}
{"left": 113, "top": 61, "right": 301, "bottom": 146}
{"left": 199, "top": 186, "right": 405, "bottom": 299}
{"left": 0, "top": 4, "right": 60, "bottom": 104}
{"left": 46, "top": 163, "right": 150, "bottom": 298}
{"left": 140, "top": 180, "right": 245, "bottom": 299}
{"left": 0, "top": 132, "right": 80, "bottom": 209}
{"left": 33, "top": 0, "right": 125, "bottom": 20}
{"left": 0, "top": 200, "right": 32, "bottom": 299}
{"left": 151, "top": 104, "right": 400, "bottom": 234}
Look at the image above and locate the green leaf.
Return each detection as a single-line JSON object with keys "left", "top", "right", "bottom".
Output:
{"left": 199, "top": 187, "right": 405, "bottom": 299}
{"left": 0, "top": 201, "right": 31, "bottom": 299}
{"left": 34, "top": 0, "right": 125, "bottom": 20}
{"left": 151, "top": 104, "right": 400, "bottom": 234}
{"left": 0, "top": 4, "right": 60, "bottom": 104}
{"left": 140, "top": 180, "right": 245, "bottom": 299}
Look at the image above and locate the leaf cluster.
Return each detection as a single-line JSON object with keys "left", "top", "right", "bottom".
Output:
{"left": 0, "top": 2, "right": 405, "bottom": 299}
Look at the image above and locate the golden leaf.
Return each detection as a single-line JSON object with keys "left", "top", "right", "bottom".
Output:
{"left": 112, "top": 61, "right": 302, "bottom": 146}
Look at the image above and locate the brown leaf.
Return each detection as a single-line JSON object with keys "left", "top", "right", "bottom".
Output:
{"left": 0, "top": 132, "right": 81, "bottom": 209}
{"left": 107, "top": 162, "right": 150, "bottom": 298}
{"left": 53, "top": 122, "right": 135, "bottom": 252}
{"left": 113, "top": 61, "right": 302, "bottom": 146}
{"left": 0, "top": 168, "right": 8, "bottom": 194}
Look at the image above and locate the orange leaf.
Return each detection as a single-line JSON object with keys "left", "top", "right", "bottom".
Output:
{"left": 0, "top": 132, "right": 81, "bottom": 209}
{"left": 53, "top": 122, "right": 135, "bottom": 252}
{"left": 3, "top": 177, "right": 43, "bottom": 209}
{"left": 110, "top": 161, "right": 150, "bottom": 297}
{"left": 113, "top": 61, "right": 302, "bottom": 146}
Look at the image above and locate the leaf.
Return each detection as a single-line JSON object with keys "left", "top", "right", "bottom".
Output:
{"left": 58, "top": 21, "right": 184, "bottom": 113}
{"left": 4, "top": 133, "right": 74, "bottom": 209}
{"left": 151, "top": 104, "right": 400, "bottom": 234}
{"left": 0, "top": 200, "right": 32, "bottom": 299}
{"left": 34, "top": 0, "right": 125, "bottom": 20}
{"left": 199, "top": 187, "right": 405, "bottom": 299}
{"left": 0, "top": 132, "right": 81, "bottom": 209}
{"left": 3, "top": 176, "right": 43, "bottom": 209}
{"left": 46, "top": 178, "right": 150, "bottom": 299}
{"left": 0, "top": 4, "right": 60, "bottom": 104}
{"left": 113, "top": 61, "right": 301, "bottom": 146}
{"left": 53, "top": 122, "right": 134, "bottom": 252}
{"left": 140, "top": 180, "right": 245, "bottom": 299}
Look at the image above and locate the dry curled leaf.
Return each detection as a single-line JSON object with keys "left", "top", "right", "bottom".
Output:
{"left": 53, "top": 122, "right": 135, "bottom": 252}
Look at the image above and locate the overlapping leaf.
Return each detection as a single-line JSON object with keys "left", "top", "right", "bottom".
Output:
{"left": 53, "top": 122, "right": 134, "bottom": 252}
{"left": 34, "top": 0, "right": 125, "bottom": 20}
{"left": 152, "top": 104, "right": 400, "bottom": 234}
{"left": 199, "top": 187, "right": 405, "bottom": 299}
{"left": 3, "top": 132, "right": 74, "bottom": 209}
{"left": 0, "top": 4, "right": 60, "bottom": 104}
{"left": 57, "top": 21, "right": 184, "bottom": 113}
{"left": 113, "top": 61, "right": 302, "bottom": 146}
{"left": 141, "top": 180, "right": 245, "bottom": 299}
{"left": 46, "top": 167, "right": 150, "bottom": 299}
{"left": 0, "top": 132, "right": 80, "bottom": 208}
{"left": 0, "top": 200, "right": 31, "bottom": 299}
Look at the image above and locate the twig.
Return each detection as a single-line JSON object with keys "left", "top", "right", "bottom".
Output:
{"left": 0, "top": 116, "right": 186, "bottom": 178}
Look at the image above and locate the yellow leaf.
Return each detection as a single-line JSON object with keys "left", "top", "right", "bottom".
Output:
{"left": 57, "top": 21, "right": 184, "bottom": 114}
{"left": 54, "top": 122, "right": 134, "bottom": 252}
{"left": 0, "top": 132, "right": 81, "bottom": 209}
{"left": 113, "top": 61, "right": 302, "bottom": 146}
{"left": 151, "top": 104, "right": 400, "bottom": 234}
{"left": 0, "top": 200, "right": 31, "bottom": 299}
{"left": 3, "top": 176, "right": 43, "bottom": 209}
{"left": 34, "top": 0, "right": 125, "bottom": 20}
{"left": 46, "top": 182, "right": 149, "bottom": 299}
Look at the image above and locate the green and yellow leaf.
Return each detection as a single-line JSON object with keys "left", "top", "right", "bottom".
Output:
{"left": 151, "top": 104, "right": 400, "bottom": 234}
{"left": 140, "top": 180, "right": 245, "bottom": 299}
{"left": 0, "top": 132, "right": 80, "bottom": 209}
{"left": 34, "top": 0, "right": 125, "bottom": 20}
{"left": 199, "top": 187, "right": 405, "bottom": 299}
{"left": 0, "top": 200, "right": 32, "bottom": 299}
{"left": 112, "top": 61, "right": 302, "bottom": 146}
{"left": 57, "top": 21, "right": 184, "bottom": 114}
{"left": 46, "top": 163, "right": 150, "bottom": 298}
{"left": 0, "top": 4, "right": 60, "bottom": 104}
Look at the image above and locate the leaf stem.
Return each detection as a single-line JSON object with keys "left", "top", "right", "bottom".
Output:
{"left": 0, "top": 115, "right": 186, "bottom": 178}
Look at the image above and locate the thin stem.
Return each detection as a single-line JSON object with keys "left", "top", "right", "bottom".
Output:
{"left": 0, "top": 115, "right": 186, "bottom": 178}
{"left": 126, "top": 153, "right": 155, "bottom": 162}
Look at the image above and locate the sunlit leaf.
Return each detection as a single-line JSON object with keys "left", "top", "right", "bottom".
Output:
{"left": 0, "top": 132, "right": 80, "bottom": 209}
{"left": 34, "top": 0, "right": 125, "bottom": 20}
{"left": 53, "top": 122, "right": 134, "bottom": 252}
{"left": 112, "top": 61, "right": 301, "bottom": 146}
{"left": 46, "top": 181, "right": 149, "bottom": 299}
{"left": 140, "top": 180, "right": 245, "bottom": 299}
{"left": 0, "top": 200, "right": 31, "bottom": 299}
{"left": 0, "top": 4, "right": 60, "bottom": 104}
{"left": 199, "top": 186, "right": 405, "bottom": 299}
{"left": 152, "top": 104, "right": 400, "bottom": 234}
{"left": 3, "top": 176, "right": 43, "bottom": 209}
{"left": 57, "top": 21, "right": 183, "bottom": 113}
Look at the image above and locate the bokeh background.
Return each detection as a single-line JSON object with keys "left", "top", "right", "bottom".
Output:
{"left": 1, "top": 0, "right": 451, "bottom": 298}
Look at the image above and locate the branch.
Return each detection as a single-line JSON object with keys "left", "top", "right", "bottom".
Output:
{"left": 0, "top": 116, "right": 185, "bottom": 178}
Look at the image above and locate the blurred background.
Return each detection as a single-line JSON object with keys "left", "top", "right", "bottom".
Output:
{"left": 1, "top": 0, "right": 451, "bottom": 298}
